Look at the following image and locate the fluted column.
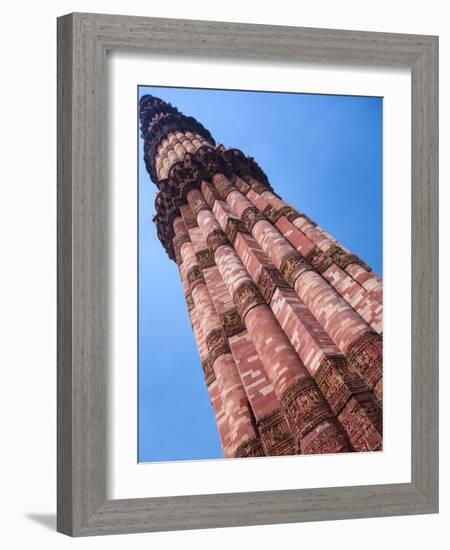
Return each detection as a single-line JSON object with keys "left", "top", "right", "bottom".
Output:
{"left": 187, "top": 188, "right": 352, "bottom": 454}
{"left": 174, "top": 217, "right": 264, "bottom": 457}
{"left": 202, "top": 182, "right": 382, "bottom": 451}
{"left": 178, "top": 205, "right": 296, "bottom": 456}
{"left": 179, "top": 261, "right": 234, "bottom": 456}
{"left": 213, "top": 173, "right": 383, "bottom": 402}
{"left": 244, "top": 185, "right": 383, "bottom": 333}
{"left": 245, "top": 175, "right": 383, "bottom": 305}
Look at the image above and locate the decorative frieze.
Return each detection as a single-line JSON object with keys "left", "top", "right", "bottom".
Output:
{"left": 180, "top": 205, "right": 198, "bottom": 229}
{"left": 346, "top": 332, "right": 383, "bottom": 392}
{"left": 280, "top": 377, "right": 334, "bottom": 440}
{"left": 280, "top": 206, "right": 303, "bottom": 223}
{"left": 315, "top": 356, "right": 369, "bottom": 415}
{"left": 154, "top": 195, "right": 182, "bottom": 260}
{"left": 232, "top": 281, "right": 265, "bottom": 320}
{"left": 300, "top": 421, "right": 349, "bottom": 455}
{"left": 189, "top": 194, "right": 210, "bottom": 217}
{"left": 257, "top": 410, "right": 296, "bottom": 456}
{"left": 245, "top": 177, "right": 269, "bottom": 195}
{"left": 225, "top": 217, "right": 248, "bottom": 244}
{"left": 206, "top": 228, "right": 229, "bottom": 254}
{"left": 338, "top": 396, "right": 383, "bottom": 451}
{"left": 213, "top": 174, "right": 235, "bottom": 199}
{"left": 220, "top": 148, "right": 273, "bottom": 191}
{"left": 140, "top": 95, "right": 215, "bottom": 183}
{"left": 186, "top": 265, "right": 205, "bottom": 291}
{"left": 241, "top": 206, "right": 266, "bottom": 232}
{"left": 305, "top": 248, "right": 333, "bottom": 274}
{"left": 256, "top": 266, "right": 290, "bottom": 304}
{"left": 185, "top": 291, "right": 195, "bottom": 312}
{"left": 327, "top": 244, "right": 372, "bottom": 272}
{"left": 261, "top": 203, "right": 306, "bottom": 225}
{"left": 234, "top": 436, "right": 265, "bottom": 458}
{"left": 172, "top": 232, "right": 190, "bottom": 265}
{"left": 206, "top": 328, "right": 231, "bottom": 365}
{"left": 196, "top": 146, "right": 231, "bottom": 180}
{"left": 167, "top": 156, "right": 202, "bottom": 192}
{"left": 201, "top": 358, "right": 216, "bottom": 386}
{"left": 220, "top": 308, "right": 245, "bottom": 337}
{"left": 279, "top": 251, "right": 312, "bottom": 285}
{"left": 196, "top": 248, "right": 215, "bottom": 269}
{"left": 263, "top": 204, "right": 284, "bottom": 223}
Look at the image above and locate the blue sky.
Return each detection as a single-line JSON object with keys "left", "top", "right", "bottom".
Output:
{"left": 138, "top": 86, "right": 382, "bottom": 463}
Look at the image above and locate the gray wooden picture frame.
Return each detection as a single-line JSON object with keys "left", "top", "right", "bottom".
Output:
{"left": 57, "top": 12, "right": 439, "bottom": 537}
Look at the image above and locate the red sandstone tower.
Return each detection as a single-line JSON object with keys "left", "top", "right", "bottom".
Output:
{"left": 140, "top": 94, "right": 383, "bottom": 458}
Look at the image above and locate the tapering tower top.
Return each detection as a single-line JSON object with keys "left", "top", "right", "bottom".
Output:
{"left": 139, "top": 94, "right": 216, "bottom": 185}
{"left": 139, "top": 93, "right": 273, "bottom": 259}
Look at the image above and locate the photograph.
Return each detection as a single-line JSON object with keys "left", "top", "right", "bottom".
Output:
{"left": 0, "top": 1, "right": 441, "bottom": 543}
{"left": 138, "top": 86, "right": 383, "bottom": 462}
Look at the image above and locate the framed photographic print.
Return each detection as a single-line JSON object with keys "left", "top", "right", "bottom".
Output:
{"left": 57, "top": 13, "right": 438, "bottom": 536}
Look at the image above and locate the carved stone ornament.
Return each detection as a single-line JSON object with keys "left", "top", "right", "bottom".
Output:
{"left": 220, "top": 148, "right": 273, "bottom": 191}
{"left": 213, "top": 174, "right": 235, "bottom": 199}
{"left": 225, "top": 217, "right": 248, "bottom": 243}
{"left": 257, "top": 410, "right": 296, "bottom": 456}
{"left": 263, "top": 204, "right": 284, "bottom": 224}
{"left": 153, "top": 195, "right": 182, "bottom": 260}
{"left": 140, "top": 94, "right": 215, "bottom": 183}
{"left": 300, "top": 421, "right": 349, "bottom": 455}
{"left": 241, "top": 206, "right": 266, "bottom": 232}
{"left": 196, "top": 146, "right": 231, "bottom": 180}
{"left": 279, "top": 206, "right": 303, "bottom": 223}
{"left": 185, "top": 291, "right": 195, "bottom": 312}
{"left": 280, "top": 377, "right": 334, "bottom": 440}
{"left": 337, "top": 397, "right": 382, "bottom": 452}
{"left": 189, "top": 193, "right": 210, "bottom": 217}
{"left": 201, "top": 358, "right": 216, "bottom": 386}
{"left": 315, "top": 355, "right": 370, "bottom": 415}
{"left": 279, "top": 251, "right": 313, "bottom": 285}
{"left": 257, "top": 266, "right": 290, "bottom": 304}
{"left": 250, "top": 182, "right": 269, "bottom": 194}
{"left": 206, "top": 328, "right": 231, "bottom": 364}
{"left": 305, "top": 248, "right": 333, "bottom": 274}
{"left": 206, "top": 228, "right": 229, "bottom": 254}
{"left": 196, "top": 248, "right": 215, "bottom": 269}
{"left": 172, "top": 232, "right": 190, "bottom": 265}
{"left": 234, "top": 436, "right": 265, "bottom": 458}
{"left": 346, "top": 332, "right": 383, "bottom": 390}
{"left": 186, "top": 265, "right": 205, "bottom": 291}
{"left": 326, "top": 244, "right": 372, "bottom": 272}
{"left": 167, "top": 155, "right": 203, "bottom": 194}
{"left": 232, "top": 280, "right": 265, "bottom": 320}
{"left": 220, "top": 308, "right": 245, "bottom": 337}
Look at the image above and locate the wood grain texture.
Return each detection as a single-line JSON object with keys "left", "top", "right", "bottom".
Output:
{"left": 57, "top": 13, "right": 74, "bottom": 535}
{"left": 57, "top": 12, "right": 439, "bottom": 537}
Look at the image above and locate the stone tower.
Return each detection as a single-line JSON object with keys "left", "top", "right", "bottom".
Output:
{"left": 139, "top": 94, "right": 383, "bottom": 458}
